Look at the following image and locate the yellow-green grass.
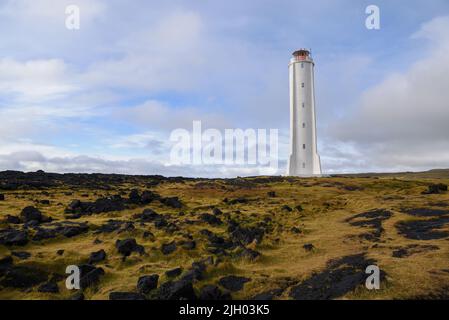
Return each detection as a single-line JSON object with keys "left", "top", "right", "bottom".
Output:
{"left": 1, "top": 173, "right": 448, "bottom": 300}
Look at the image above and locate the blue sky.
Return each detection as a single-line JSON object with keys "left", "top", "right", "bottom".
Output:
{"left": 1, "top": 0, "right": 449, "bottom": 177}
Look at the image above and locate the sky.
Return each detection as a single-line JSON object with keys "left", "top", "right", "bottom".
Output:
{"left": 0, "top": 0, "right": 449, "bottom": 177}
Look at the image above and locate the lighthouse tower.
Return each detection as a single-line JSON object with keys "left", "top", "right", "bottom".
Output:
{"left": 287, "top": 49, "right": 322, "bottom": 176}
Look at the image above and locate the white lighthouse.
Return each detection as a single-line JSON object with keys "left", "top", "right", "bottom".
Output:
{"left": 287, "top": 49, "right": 322, "bottom": 176}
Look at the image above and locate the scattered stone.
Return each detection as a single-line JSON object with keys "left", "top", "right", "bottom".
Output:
{"left": 281, "top": 205, "right": 292, "bottom": 212}
{"left": 303, "top": 244, "right": 315, "bottom": 252}
{"left": 116, "top": 239, "right": 145, "bottom": 257}
{"left": 212, "top": 208, "right": 223, "bottom": 215}
{"left": 161, "top": 242, "right": 177, "bottom": 255}
{"left": 65, "top": 195, "right": 126, "bottom": 216}
{"left": 20, "top": 206, "right": 43, "bottom": 223}
{"left": 289, "top": 253, "right": 383, "bottom": 300}
{"left": 79, "top": 264, "right": 105, "bottom": 289}
{"left": 161, "top": 197, "right": 182, "bottom": 208}
{"left": 11, "top": 251, "right": 31, "bottom": 260}
{"left": 38, "top": 281, "right": 59, "bottom": 293}
{"left": 56, "top": 250, "right": 64, "bottom": 256}
{"left": 267, "top": 191, "right": 276, "bottom": 198}
{"left": 166, "top": 267, "right": 183, "bottom": 278}
{"left": 401, "top": 208, "right": 449, "bottom": 217}
{"left": 291, "top": 227, "right": 302, "bottom": 234}
{"left": 218, "top": 276, "right": 250, "bottom": 292}
{"left": 0, "top": 265, "right": 48, "bottom": 288}
{"left": 33, "top": 221, "right": 89, "bottom": 241}
{"left": 69, "top": 292, "right": 85, "bottom": 300}
{"left": 0, "top": 228, "right": 28, "bottom": 246}
{"left": 157, "top": 280, "right": 197, "bottom": 300}
{"left": 137, "top": 274, "right": 159, "bottom": 294}
{"left": 179, "top": 240, "right": 196, "bottom": 250}
{"left": 154, "top": 217, "right": 168, "bottom": 229}
{"left": 422, "top": 184, "right": 448, "bottom": 195}
{"left": 0, "top": 194, "right": 5, "bottom": 201}
{"left": 392, "top": 244, "right": 439, "bottom": 258}
{"left": 227, "top": 198, "right": 249, "bottom": 205}
{"left": 199, "top": 285, "right": 231, "bottom": 300}
{"left": 200, "top": 213, "right": 223, "bottom": 226}
{"left": 251, "top": 288, "right": 284, "bottom": 300}
{"left": 143, "top": 231, "right": 155, "bottom": 240}
{"left": 294, "top": 205, "right": 304, "bottom": 212}
{"left": 237, "top": 247, "right": 261, "bottom": 261}
{"left": 40, "top": 200, "right": 50, "bottom": 205}
{"left": 88, "top": 249, "right": 107, "bottom": 264}
{"left": 96, "top": 219, "right": 128, "bottom": 233}
{"left": 137, "top": 208, "right": 161, "bottom": 222}
{"left": 396, "top": 217, "right": 449, "bottom": 240}
{"left": 109, "top": 292, "right": 146, "bottom": 300}
{"left": 5, "top": 215, "right": 21, "bottom": 224}
{"left": 345, "top": 209, "right": 392, "bottom": 242}
{"left": 229, "top": 225, "right": 264, "bottom": 245}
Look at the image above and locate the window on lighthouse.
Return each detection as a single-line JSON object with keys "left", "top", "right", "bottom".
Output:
{"left": 301, "top": 83, "right": 305, "bottom": 88}
{"left": 302, "top": 162, "right": 306, "bottom": 168}
{"left": 303, "top": 144, "right": 306, "bottom": 149}
{"left": 302, "top": 102, "right": 305, "bottom": 108}
{"left": 302, "top": 123, "right": 306, "bottom": 128}
{"left": 301, "top": 63, "right": 304, "bottom": 68}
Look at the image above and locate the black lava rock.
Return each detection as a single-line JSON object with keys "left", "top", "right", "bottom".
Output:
{"left": 161, "top": 242, "right": 177, "bottom": 255}
{"left": 20, "top": 206, "right": 43, "bottom": 223}
{"left": 157, "top": 280, "right": 197, "bottom": 300}
{"left": 218, "top": 276, "right": 251, "bottom": 292}
{"left": 115, "top": 238, "right": 145, "bottom": 257}
{"left": 38, "top": 281, "right": 59, "bottom": 293}
{"left": 88, "top": 249, "right": 107, "bottom": 264}
{"left": 165, "top": 267, "right": 183, "bottom": 278}
{"left": 137, "top": 274, "right": 159, "bottom": 294}
{"left": 199, "top": 285, "right": 231, "bottom": 300}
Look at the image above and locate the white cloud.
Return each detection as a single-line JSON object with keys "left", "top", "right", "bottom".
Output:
{"left": 326, "top": 16, "right": 449, "bottom": 172}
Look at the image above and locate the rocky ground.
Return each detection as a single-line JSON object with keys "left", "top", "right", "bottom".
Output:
{"left": 0, "top": 169, "right": 448, "bottom": 300}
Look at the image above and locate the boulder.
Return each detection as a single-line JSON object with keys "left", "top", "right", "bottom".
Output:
{"left": 199, "top": 285, "right": 231, "bottom": 300}
{"left": 38, "top": 281, "right": 59, "bottom": 293}
{"left": 88, "top": 249, "right": 107, "bottom": 264}
{"left": 161, "top": 197, "right": 182, "bottom": 208}
{"left": 303, "top": 243, "right": 315, "bottom": 252}
{"left": 11, "top": 251, "right": 31, "bottom": 260}
{"left": 79, "top": 265, "right": 105, "bottom": 289}
{"left": 237, "top": 247, "right": 261, "bottom": 261}
{"left": 423, "top": 183, "right": 448, "bottom": 194}
{"left": 161, "top": 242, "right": 177, "bottom": 255}
{"left": 157, "top": 280, "right": 197, "bottom": 300}
{"left": 165, "top": 267, "right": 183, "bottom": 278}
{"left": 5, "top": 215, "right": 21, "bottom": 224}
{"left": 200, "top": 213, "right": 223, "bottom": 226}
{"left": 0, "top": 228, "right": 28, "bottom": 246}
{"left": 20, "top": 206, "right": 43, "bottom": 223}
{"left": 116, "top": 238, "right": 145, "bottom": 257}
{"left": 0, "top": 266, "right": 48, "bottom": 288}
{"left": 218, "top": 276, "right": 250, "bottom": 292}
{"left": 137, "top": 274, "right": 159, "bottom": 294}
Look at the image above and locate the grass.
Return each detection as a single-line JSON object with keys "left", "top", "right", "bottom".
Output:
{"left": 1, "top": 172, "right": 449, "bottom": 300}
